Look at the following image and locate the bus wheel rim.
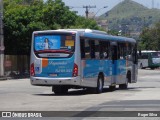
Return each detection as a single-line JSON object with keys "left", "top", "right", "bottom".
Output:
{"left": 99, "top": 78, "right": 103, "bottom": 91}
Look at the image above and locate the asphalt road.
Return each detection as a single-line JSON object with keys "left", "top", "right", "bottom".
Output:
{"left": 0, "top": 69, "right": 160, "bottom": 120}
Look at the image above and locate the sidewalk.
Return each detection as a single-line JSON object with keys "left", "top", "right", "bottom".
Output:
{"left": 0, "top": 75, "right": 29, "bottom": 81}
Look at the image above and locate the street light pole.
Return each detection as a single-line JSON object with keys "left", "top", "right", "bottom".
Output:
{"left": 0, "top": 0, "right": 4, "bottom": 77}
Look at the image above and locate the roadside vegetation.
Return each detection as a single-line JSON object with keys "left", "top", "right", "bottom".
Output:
{"left": 3, "top": 0, "right": 160, "bottom": 53}
{"left": 139, "top": 23, "right": 160, "bottom": 51}
{"left": 3, "top": 0, "right": 101, "bottom": 55}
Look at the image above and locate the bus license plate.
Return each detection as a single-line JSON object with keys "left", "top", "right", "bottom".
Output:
{"left": 49, "top": 74, "right": 57, "bottom": 77}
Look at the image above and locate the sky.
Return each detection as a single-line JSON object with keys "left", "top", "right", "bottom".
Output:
{"left": 62, "top": 0, "right": 160, "bottom": 16}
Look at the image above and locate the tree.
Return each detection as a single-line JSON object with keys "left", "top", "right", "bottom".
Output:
{"left": 42, "top": 0, "right": 77, "bottom": 28}
{"left": 4, "top": 0, "right": 46, "bottom": 54}
{"left": 70, "top": 17, "right": 101, "bottom": 30}
{"left": 3, "top": 0, "right": 101, "bottom": 55}
{"left": 139, "top": 22, "right": 160, "bottom": 51}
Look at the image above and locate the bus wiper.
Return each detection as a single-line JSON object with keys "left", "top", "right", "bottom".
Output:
{"left": 35, "top": 49, "right": 73, "bottom": 54}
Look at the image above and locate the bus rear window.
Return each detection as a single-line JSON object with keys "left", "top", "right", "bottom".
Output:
{"left": 34, "top": 33, "right": 75, "bottom": 58}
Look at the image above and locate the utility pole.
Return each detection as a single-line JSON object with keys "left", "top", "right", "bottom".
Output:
{"left": 83, "top": 5, "right": 96, "bottom": 18}
{"left": 0, "top": 0, "right": 4, "bottom": 77}
{"left": 69, "top": 5, "right": 96, "bottom": 18}
{"left": 152, "top": 0, "right": 154, "bottom": 8}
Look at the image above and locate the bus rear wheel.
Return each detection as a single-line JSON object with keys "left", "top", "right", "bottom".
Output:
{"left": 119, "top": 72, "right": 130, "bottom": 89}
{"left": 109, "top": 85, "right": 116, "bottom": 91}
{"left": 119, "top": 79, "right": 128, "bottom": 89}
{"left": 52, "top": 86, "right": 68, "bottom": 95}
{"left": 95, "top": 76, "right": 104, "bottom": 94}
{"left": 140, "top": 63, "right": 143, "bottom": 69}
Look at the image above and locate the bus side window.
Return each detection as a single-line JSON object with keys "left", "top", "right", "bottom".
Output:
{"left": 133, "top": 45, "right": 138, "bottom": 64}
{"left": 118, "top": 43, "right": 125, "bottom": 59}
{"left": 125, "top": 43, "right": 132, "bottom": 61}
{"left": 95, "top": 40, "right": 100, "bottom": 59}
{"left": 106, "top": 42, "right": 110, "bottom": 59}
{"left": 118, "top": 44, "right": 120, "bottom": 59}
{"left": 111, "top": 45, "right": 118, "bottom": 61}
{"left": 140, "top": 53, "right": 146, "bottom": 59}
{"left": 80, "top": 39, "right": 85, "bottom": 59}
{"left": 84, "top": 39, "right": 91, "bottom": 59}
{"left": 89, "top": 40, "right": 95, "bottom": 59}
{"left": 81, "top": 39, "right": 97, "bottom": 59}
{"left": 99, "top": 42, "right": 104, "bottom": 59}
{"left": 143, "top": 54, "right": 148, "bottom": 59}
{"left": 99, "top": 41, "right": 110, "bottom": 59}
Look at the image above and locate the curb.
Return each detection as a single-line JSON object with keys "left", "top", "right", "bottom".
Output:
{"left": 0, "top": 76, "right": 30, "bottom": 81}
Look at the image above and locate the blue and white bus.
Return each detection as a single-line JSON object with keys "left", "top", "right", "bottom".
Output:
{"left": 30, "top": 29, "right": 138, "bottom": 94}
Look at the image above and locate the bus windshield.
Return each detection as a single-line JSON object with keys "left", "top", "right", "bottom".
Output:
{"left": 151, "top": 52, "right": 160, "bottom": 58}
{"left": 34, "top": 33, "right": 75, "bottom": 58}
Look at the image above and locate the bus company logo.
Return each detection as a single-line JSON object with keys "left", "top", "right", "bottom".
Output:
{"left": 49, "top": 61, "right": 67, "bottom": 66}
{"left": 2, "top": 112, "right": 11, "bottom": 117}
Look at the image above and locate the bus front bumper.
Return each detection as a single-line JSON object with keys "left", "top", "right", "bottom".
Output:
{"left": 30, "top": 76, "right": 81, "bottom": 86}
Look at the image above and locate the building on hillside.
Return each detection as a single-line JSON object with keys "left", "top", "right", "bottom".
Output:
{"left": 88, "top": 12, "right": 95, "bottom": 19}
{"left": 88, "top": 12, "right": 109, "bottom": 32}
{"left": 97, "top": 20, "right": 108, "bottom": 32}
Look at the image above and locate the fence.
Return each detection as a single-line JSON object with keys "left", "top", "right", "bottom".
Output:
{"left": 4, "top": 55, "right": 30, "bottom": 78}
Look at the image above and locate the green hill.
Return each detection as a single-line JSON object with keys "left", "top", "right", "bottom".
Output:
{"left": 99, "top": 0, "right": 160, "bottom": 37}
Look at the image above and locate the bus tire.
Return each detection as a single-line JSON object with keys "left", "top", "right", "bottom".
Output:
{"left": 140, "top": 63, "right": 143, "bottom": 69}
{"left": 119, "top": 78, "right": 128, "bottom": 89}
{"left": 52, "top": 86, "right": 68, "bottom": 95}
{"left": 109, "top": 85, "right": 116, "bottom": 91}
{"left": 95, "top": 75, "right": 104, "bottom": 94}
